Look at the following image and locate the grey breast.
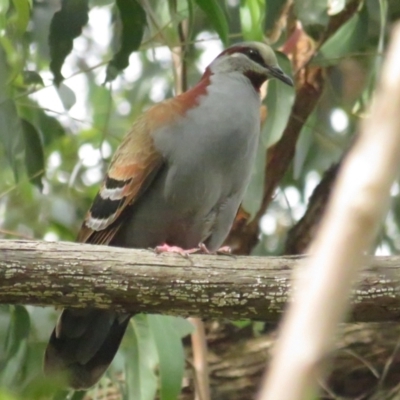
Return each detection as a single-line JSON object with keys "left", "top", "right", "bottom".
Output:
{"left": 114, "top": 72, "right": 261, "bottom": 250}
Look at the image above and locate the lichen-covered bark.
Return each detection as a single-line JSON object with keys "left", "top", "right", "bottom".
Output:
{"left": 0, "top": 239, "right": 400, "bottom": 322}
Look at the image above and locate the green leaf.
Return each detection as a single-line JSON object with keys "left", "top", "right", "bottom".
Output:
{"left": 48, "top": 0, "right": 89, "bottom": 85}
{"left": 316, "top": 3, "right": 368, "bottom": 65}
{"left": 240, "top": 0, "right": 265, "bottom": 41}
{"left": 0, "top": 46, "right": 25, "bottom": 181}
{"left": 194, "top": 0, "right": 228, "bottom": 45}
{"left": 3, "top": 306, "right": 30, "bottom": 362}
{"left": 242, "top": 140, "right": 266, "bottom": 218}
{"left": 125, "top": 315, "right": 158, "bottom": 400}
{"left": 22, "top": 70, "right": 44, "bottom": 87}
{"left": 293, "top": 110, "right": 316, "bottom": 179}
{"left": 171, "top": 316, "right": 194, "bottom": 338}
{"left": 148, "top": 315, "right": 186, "bottom": 400}
{"left": 327, "top": 0, "right": 346, "bottom": 15}
{"left": 17, "top": 100, "right": 66, "bottom": 146}
{"left": 105, "top": 0, "right": 146, "bottom": 83}
{"left": 261, "top": 52, "right": 295, "bottom": 147}
{"left": 10, "top": 0, "right": 31, "bottom": 36}
{"left": 21, "top": 118, "right": 44, "bottom": 190}
{"left": 294, "top": 0, "right": 328, "bottom": 40}
{"left": 0, "top": 0, "right": 10, "bottom": 15}
{"left": 57, "top": 82, "right": 76, "bottom": 110}
{"left": 265, "top": 0, "right": 287, "bottom": 38}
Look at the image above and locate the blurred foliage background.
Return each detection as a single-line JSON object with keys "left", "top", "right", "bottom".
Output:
{"left": 1, "top": 0, "right": 400, "bottom": 399}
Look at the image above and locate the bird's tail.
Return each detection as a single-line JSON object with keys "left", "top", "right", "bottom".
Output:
{"left": 43, "top": 309, "right": 130, "bottom": 390}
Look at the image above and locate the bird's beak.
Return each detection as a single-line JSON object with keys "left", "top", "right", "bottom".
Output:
{"left": 268, "top": 66, "right": 294, "bottom": 87}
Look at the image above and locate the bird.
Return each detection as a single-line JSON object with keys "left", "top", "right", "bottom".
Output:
{"left": 43, "top": 41, "right": 293, "bottom": 390}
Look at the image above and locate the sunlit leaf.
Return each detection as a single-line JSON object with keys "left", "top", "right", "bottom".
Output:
{"left": 148, "top": 315, "right": 186, "bottom": 400}
{"left": 0, "top": 0, "right": 10, "bottom": 15}
{"left": 316, "top": 4, "right": 368, "bottom": 65}
{"left": 261, "top": 52, "right": 295, "bottom": 147}
{"left": 194, "top": 0, "right": 228, "bottom": 45}
{"left": 21, "top": 118, "right": 44, "bottom": 190}
{"left": 240, "top": 0, "right": 265, "bottom": 41}
{"left": 48, "top": 0, "right": 89, "bottom": 85}
{"left": 327, "top": 0, "right": 346, "bottom": 15}
{"left": 10, "top": 0, "right": 31, "bottom": 35}
{"left": 105, "top": 0, "right": 146, "bottom": 83}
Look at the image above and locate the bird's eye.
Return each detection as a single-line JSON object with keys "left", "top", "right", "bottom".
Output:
{"left": 245, "top": 48, "right": 265, "bottom": 66}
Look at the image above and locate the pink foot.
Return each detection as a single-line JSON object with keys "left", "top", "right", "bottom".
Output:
{"left": 216, "top": 246, "right": 232, "bottom": 255}
{"left": 154, "top": 244, "right": 200, "bottom": 258}
{"left": 154, "top": 243, "right": 233, "bottom": 257}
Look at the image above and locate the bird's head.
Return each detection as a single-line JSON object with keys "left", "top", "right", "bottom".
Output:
{"left": 206, "top": 42, "right": 293, "bottom": 90}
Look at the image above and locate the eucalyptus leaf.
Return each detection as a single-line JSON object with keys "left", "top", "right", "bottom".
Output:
{"left": 316, "top": 4, "right": 368, "bottom": 65}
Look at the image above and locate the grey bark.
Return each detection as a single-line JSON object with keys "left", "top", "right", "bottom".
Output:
{"left": 0, "top": 239, "right": 399, "bottom": 322}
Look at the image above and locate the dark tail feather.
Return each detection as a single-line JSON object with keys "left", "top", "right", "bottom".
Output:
{"left": 44, "top": 309, "right": 130, "bottom": 390}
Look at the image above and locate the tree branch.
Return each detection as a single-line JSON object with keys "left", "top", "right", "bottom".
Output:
{"left": 1, "top": 239, "right": 400, "bottom": 322}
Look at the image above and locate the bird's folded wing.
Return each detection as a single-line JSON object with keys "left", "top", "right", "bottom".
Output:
{"left": 77, "top": 113, "right": 165, "bottom": 245}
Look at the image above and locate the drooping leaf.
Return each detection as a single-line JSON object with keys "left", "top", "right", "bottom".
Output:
{"left": 48, "top": 0, "right": 89, "bottom": 85}
{"left": 261, "top": 51, "right": 295, "bottom": 147}
{"left": 240, "top": 0, "right": 265, "bottom": 41}
{"left": 316, "top": 3, "right": 368, "bottom": 65}
{"left": 125, "top": 315, "right": 158, "bottom": 400}
{"left": 3, "top": 306, "right": 30, "bottom": 363}
{"left": 105, "top": 0, "right": 146, "bottom": 83}
{"left": 20, "top": 118, "right": 44, "bottom": 190}
{"left": 242, "top": 140, "right": 267, "bottom": 219}
{"left": 194, "top": 0, "right": 228, "bottom": 45}
{"left": 293, "top": 110, "right": 317, "bottom": 179}
{"left": 17, "top": 100, "right": 66, "bottom": 146}
{"left": 148, "top": 315, "right": 186, "bottom": 400}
